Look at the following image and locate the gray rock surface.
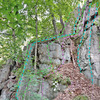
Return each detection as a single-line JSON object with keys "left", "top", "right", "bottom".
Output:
{"left": 39, "top": 64, "right": 51, "bottom": 72}
{"left": 38, "top": 39, "right": 71, "bottom": 73}
{"left": 79, "top": 5, "right": 100, "bottom": 86}
{"left": 38, "top": 43, "right": 48, "bottom": 56}
{"left": 7, "top": 80, "right": 14, "bottom": 89}
{"left": 0, "top": 89, "right": 11, "bottom": 100}
{"left": 0, "top": 66, "right": 10, "bottom": 83}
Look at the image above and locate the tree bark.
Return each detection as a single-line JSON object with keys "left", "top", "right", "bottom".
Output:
{"left": 82, "top": 0, "right": 89, "bottom": 33}
{"left": 12, "top": 29, "right": 16, "bottom": 60}
{"left": 51, "top": 13, "right": 58, "bottom": 37}
{"left": 69, "top": 38, "right": 76, "bottom": 68}
{"left": 34, "top": 4, "right": 38, "bottom": 72}
{"left": 59, "top": 14, "right": 65, "bottom": 34}
{"left": 60, "top": 16, "right": 64, "bottom": 27}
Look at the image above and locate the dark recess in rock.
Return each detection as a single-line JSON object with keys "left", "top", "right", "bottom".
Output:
{"left": 0, "top": 89, "right": 2, "bottom": 95}
{"left": 90, "top": 12, "right": 98, "bottom": 21}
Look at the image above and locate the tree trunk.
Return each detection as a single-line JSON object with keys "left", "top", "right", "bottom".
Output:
{"left": 73, "top": 0, "right": 90, "bottom": 36}
{"left": 59, "top": 14, "right": 65, "bottom": 34}
{"left": 82, "top": 0, "right": 89, "bottom": 33}
{"left": 12, "top": 29, "right": 16, "bottom": 61}
{"left": 49, "top": 4, "right": 58, "bottom": 37}
{"left": 34, "top": 4, "right": 38, "bottom": 72}
{"left": 51, "top": 13, "right": 58, "bottom": 37}
{"left": 69, "top": 38, "right": 76, "bottom": 68}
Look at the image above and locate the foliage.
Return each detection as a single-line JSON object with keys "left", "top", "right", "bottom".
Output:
{"left": 0, "top": 0, "right": 83, "bottom": 67}
{"left": 0, "top": 60, "right": 6, "bottom": 68}
{"left": 0, "top": 0, "right": 99, "bottom": 67}
{"left": 45, "top": 71, "right": 71, "bottom": 86}
{"left": 0, "top": 0, "right": 99, "bottom": 99}
{"left": 66, "top": 77, "right": 71, "bottom": 85}
{"left": 0, "top": 0, "right": 28, "bottom": 64}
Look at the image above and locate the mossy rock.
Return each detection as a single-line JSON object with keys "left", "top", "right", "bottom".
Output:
{"left": 73, "top": 95, "right": 89, "bottom": 100}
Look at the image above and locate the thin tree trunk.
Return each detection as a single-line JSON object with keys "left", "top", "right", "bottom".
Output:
{"left": 59, "top": 14, "right": 65, "bottom": 34}
{"left": 71, "top": 0, "right": 89, "bottom": 36}
{"left": 60, "top": 15, "right": 64, "bottom": 28}
{"left": 34, "top": 4, "right": 38, "bottom": 72}
{"left": 82, "top": 0, "right": 89, "bottom": 33}
{"left": 12, "top": 29, "right": 16, "bottom": 62}
{"left": 49, "top": 4, "right": 58, "bottom": 38}
{"left": 69, "top": 38, "right": 76, "bottom": 68}
{"left": 51, "top": 13, "right": 58, "bottom": 37}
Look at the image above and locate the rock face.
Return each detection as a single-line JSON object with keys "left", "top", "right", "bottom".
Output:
{"left": 0, "top": 66, "right": 10, "bottom": 83}
{"left": 16, "top": 37, "right": 71, "bottom": 100}
{"left": 19, "top": 74, "right": 68, "bottom": 100}
{"left": 37, "top": 40, "right": 71, "bottom": 71}
{"left": 17, "top": 6, "right": 100, "bottom": 100}
{"left": 78, "top": 5, "right": 100, "bottom": 86}
{"left": 0, "top": 89, "right": 11, "bottom": 100}
{"left": 0, "top": 60, "right": 16, "bottom": 100}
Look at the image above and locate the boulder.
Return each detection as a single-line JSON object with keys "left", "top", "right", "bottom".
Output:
{"left": 0, "top": 81, "right": 8, "bottom": 90}
{"left": 0, "top": 89, "right": 11, "bottom": 100}
{"left": 49, "top": 43, "right": 57, "bottom": 51}
{"left": 49, "top": 51, "right": 62, "bottom": 59}
{"left": 0, "top": 65, "right": 10, "bottom": 83}
{"left": 16, "top": 75, "right": 30, "bottom": 100}
{"left": 63, "top": 48, "right": 71, "bottom": 63}
{"left": 52, "top": 59, "right": 61, "bottom": 65}
{"left": 39, "top": 56, "right": 50, "bottom": 64}
{"left": 79, "top": 15, "right": 100, "bottom": 86}
{"left": 49, "top": 43, "right": 61, "bottom": 52}
{"left": 39, "top": 64, "right": 51, "bottom": 72}
{"left": 39, "top": 80, "right": 53, "bottom": 99}
{"left": 7, "top": 80, "right": 14, "bottom": 89}
{"left": 38, "top": 43, "right": 48, "bottom": 56}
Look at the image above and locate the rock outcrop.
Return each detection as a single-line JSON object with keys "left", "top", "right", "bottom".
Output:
{"left": 0, "top": 60, "right": 16, "bottom": 100}
{"left": 77, "top": 5, "right": 100, "bottom": 86}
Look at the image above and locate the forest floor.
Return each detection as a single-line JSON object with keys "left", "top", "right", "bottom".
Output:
{"left": 54, "top": 63, "right": 100, "bottom": 100}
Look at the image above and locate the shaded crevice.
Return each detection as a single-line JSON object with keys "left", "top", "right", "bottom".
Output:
{"left": 37, "top": 45, "right": 40, "bottom": 59}
{"left": 84, "top": 23, "right": 95, "bottom": 31}
{"left": 83, "top": 11, "right": 98, "bottom": 28}
{"left": 0, "top": 89, "right": 2, "bottom": 95}
{"left": 97, "top": 26, "right": 100, "bottom": 33}
{"left": 10, "top": 61, "right": 16, "bottom": 71}
{"left": 90, "top": 12, "right": 98, "bottom": 21}
{"left": 70, "top": 56, "right": 72, "bottom": 62}
{"left": 84, "top": 20, "right": 89, "bottom": 27}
